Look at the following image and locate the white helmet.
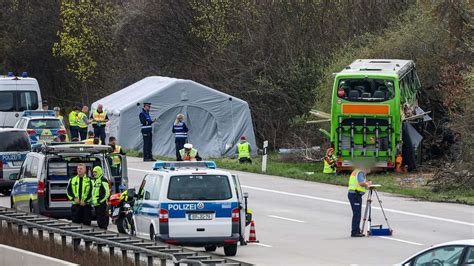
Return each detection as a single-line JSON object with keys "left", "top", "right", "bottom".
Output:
{"left": 184, "top": 143, "right": 193, "bottom": 149}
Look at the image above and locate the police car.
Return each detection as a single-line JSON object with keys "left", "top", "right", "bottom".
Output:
{"left": 14, "top": 111, "right": 67, "bottom": 144}
{"left": 0, "top": 128, "right": 31, "bottom": 195}
{"left": 133, "top": 161, "right": 251, "bottom": 256}
{"left": 10, "top": 143, "right": 128, "bottom": 218}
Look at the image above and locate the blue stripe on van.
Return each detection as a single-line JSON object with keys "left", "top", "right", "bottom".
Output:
{"left": 161, "top": 202, "right": 238, "bottom": 218}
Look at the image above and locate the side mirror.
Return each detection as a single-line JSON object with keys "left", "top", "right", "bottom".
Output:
{"left": 9, "top": 173, "right": 19, "bottom": 181}
{"left": 144, "top": 191, "right": 151, "bottom": 200}
{"left": 243, "top": 192, "right": 249, "bottom": 199}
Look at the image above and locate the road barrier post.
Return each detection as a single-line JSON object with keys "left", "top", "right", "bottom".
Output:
{"left": 262, "top": 140, "right": 268, "bottom": 173}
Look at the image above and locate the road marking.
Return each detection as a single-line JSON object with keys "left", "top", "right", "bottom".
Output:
{"left": 248, "top": 242, "right": 272, "bottom": 248}
{"left": 378, "top": 236, "right": 424, "bottom": 246}
{"left": 267, "top": 215, "right": 305, "bottom": 223}
{"left": 129, "top": 167, "right": 153, "bottom": 173}
{"left": 128, "top": 167, "right": 473, "bottom": 227}
{"left": 241, "top": 185, "right": 474, "bottom": 227}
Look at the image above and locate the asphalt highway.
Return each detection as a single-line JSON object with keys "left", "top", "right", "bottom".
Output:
{"left": 1, "top": 157, "right": 473, "bottom": 265}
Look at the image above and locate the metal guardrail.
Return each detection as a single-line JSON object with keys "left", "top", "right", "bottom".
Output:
{"left": 0, "top": 207, "right": 250, "bottom": 266}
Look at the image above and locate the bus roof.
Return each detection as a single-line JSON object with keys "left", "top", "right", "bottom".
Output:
{"left": 339, "top": 59, "right": 414, "bottom": 77}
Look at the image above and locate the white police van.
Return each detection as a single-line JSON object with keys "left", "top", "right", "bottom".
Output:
{"left": 0, "top": 72, "right": 42, "bottom": 128}
{"left": 133, "top": 161, "right": 251, "bottom": 256}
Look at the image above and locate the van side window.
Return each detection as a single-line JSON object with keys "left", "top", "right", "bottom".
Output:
{"left": 142, "top": 176, "right": 156, "bottom": 200}
{"left": 150, "top": 176, "right": 162, "bottom": 200}
{"left": 0, "top": 91, "right": 15, "bottom": 111}
{"left": 30, "top": 158, "right": 39, "bottom": 179}
{"left": 23, "top": 157, "right": 33, "bottom": 178}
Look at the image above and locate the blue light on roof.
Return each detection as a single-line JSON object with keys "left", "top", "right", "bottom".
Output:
{"left": 7, "top": 72, "right": 14, "bottom": 77}
{"left": 153, "top": 161, "right": 165, "bottom": 170}
{"left": 22, "top": 110, "right": 56, "bottom": 117}
{"left": 21, "top": 72, "right": 28, "bottom": 78}
{"left": 152, "top": 161, "right": 217, "bottom": 170}
{"left": 205, "top": 161, "right": 217, "bottom": 169}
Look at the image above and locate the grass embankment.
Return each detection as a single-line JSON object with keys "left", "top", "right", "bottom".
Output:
{"left": 125, "top": 150, "right": 474, "bottom": 205}
{"left": 212, "top": 155, "right": 474, "bottom": 205}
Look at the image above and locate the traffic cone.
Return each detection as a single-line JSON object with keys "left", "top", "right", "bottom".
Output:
{"left": 247, "top": 220, "right": 259, "bottom": 243}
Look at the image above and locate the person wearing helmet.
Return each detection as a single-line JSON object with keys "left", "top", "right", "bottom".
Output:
{"left": 236, "top": 135, "right": 252, "bottom": 163}
{"left": 179, "top": 143, "right": 202, "bottom": 161}
{"left": 91, "top": 166, "right": 110, "bottom": 229}
{"left": 323, "top": 148, "right": 337, "bottom": 174}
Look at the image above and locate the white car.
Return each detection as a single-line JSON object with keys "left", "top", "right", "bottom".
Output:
{"left": 398, "top": 239, "right": 474, "bottom": 266}
{"left": 133, "top": 161, "right": 251, "bottom": 256}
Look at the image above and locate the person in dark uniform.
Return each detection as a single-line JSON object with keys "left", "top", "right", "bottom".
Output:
{"left": 139, "top": 103, "right": 156, "bottom": 161}
{"left": 172, "top": 113, "right": 188, "bottom": 161}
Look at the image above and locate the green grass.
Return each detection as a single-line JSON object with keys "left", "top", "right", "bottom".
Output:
{"left": 124, "top": 149, "right": 474, "bottom": 205}
{"left": 211, "top": 155, "right": 474, "bottom": 205}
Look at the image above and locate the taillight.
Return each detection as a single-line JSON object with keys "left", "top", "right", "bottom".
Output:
{"left": 0, "top": 161, "right": 3, "bottom": 179}
{"left": 159, "top": 208, "right": 169, "bottom": 223}
{"left": 38, "top": 180, "right": 45, "bottom": 197}
{"left": 232, "top": 208, "right": 239, "bottom": 222}
{"left": 57, "top": 129, "right": 67, "bottom": 135}
{"left": 337, "top": 87, "right": 345, "bottom": 97}
{"left": 27, "top": 129, "right": 36, "bottom": 135}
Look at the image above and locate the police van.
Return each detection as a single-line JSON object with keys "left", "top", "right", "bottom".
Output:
{"left": 133, "top": 161, "right": 251, "bottom": 256}
{"left": 10, "top": 143, "right": 128, "bottom": 218}
{"left": 0, "top": 72, "right": 42, "bottom": 128}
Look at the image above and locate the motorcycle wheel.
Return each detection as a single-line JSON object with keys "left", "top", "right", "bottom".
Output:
{"left": 117, "top": 216, "right": 132, "bottom": 234}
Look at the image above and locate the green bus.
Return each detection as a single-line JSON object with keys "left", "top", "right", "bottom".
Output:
{"left": 329, "top": 59, "right": 426, "bottom": 171}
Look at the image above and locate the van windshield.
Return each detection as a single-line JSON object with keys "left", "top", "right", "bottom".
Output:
{"left": 0, "top": 90, "right": 38, "bottom": 111}
{"left": 167, "top": 175, "right": 232, "bottom": 200}
{"left": 0, "top": 131, "right": 31, "bottom": 152}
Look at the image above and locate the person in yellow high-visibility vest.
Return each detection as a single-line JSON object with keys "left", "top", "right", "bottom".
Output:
{"left": 109, "top": 136, "right": 125, "bottom": 177}
{"left": 77, "top": 105, "right": 89, "bottom": 141}
{"left": 323, "top": 148, "right": 337, "bottom": 174}
{"left": 84, "top": 131, "right": 96, "bottom": 144}
{"left": 68, "top": 106, "right": 81, "bottom": 140}
{"left": 347, "top": 168, "right": 371, "bottom": 237}
{"left": 90, "top": 104, "right": 109, "bottom": 145}
{"left": 236, "top": 135, "right": 252, "bottom": 163}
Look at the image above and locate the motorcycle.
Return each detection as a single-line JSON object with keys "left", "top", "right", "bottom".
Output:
{"left": 108, "top": 188, "right": 136, "bottom": 235}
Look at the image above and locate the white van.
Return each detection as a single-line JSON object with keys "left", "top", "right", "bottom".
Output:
{"left": 0, "top": 73, "right": 42, "bottom": 127}
{"left": 133, "top": 161, "right": 251, "bottom": 256}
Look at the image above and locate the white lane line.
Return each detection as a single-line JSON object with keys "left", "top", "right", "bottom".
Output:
{"left": 241, "top": 185, "right": 474, "bottom": 227}
{"left": 378, "top": 236, "right": 424, "bottom": 246}
{"left": 247, "top": 242, "right": 272, "bottom": 248}
{"left": 267, "top": 215, "right": 305, "bottom": 223}
{"left": 129, "top": 167, "right": 153, "bottom": 173}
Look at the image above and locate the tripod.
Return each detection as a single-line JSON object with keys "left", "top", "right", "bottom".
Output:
{"left": 361, "top": 185, "right": 392, "bottom": 236}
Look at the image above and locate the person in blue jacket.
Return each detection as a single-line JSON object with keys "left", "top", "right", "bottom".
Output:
{"left": 172, "top": 114, "right": 189, "bottom": 160}
{"left": 139, "top": 103, "right": 156, "bottom": 161}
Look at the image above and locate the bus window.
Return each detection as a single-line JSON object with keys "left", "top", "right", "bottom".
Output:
{"left": 0, "top": 91, "right": 15, "bottom": 111}
{"left": 337, "top": 78, "right": 394, "bottom": 102}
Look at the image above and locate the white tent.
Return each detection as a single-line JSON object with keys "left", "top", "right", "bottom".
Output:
{"left": 91, "top": 76, "right": 256, "bottom": 158}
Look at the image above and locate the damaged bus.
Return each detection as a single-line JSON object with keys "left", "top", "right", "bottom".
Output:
{"left": 327, "top": 59, "right": 429, "bottom": 171}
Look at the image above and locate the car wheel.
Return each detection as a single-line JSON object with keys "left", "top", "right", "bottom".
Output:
{"left": 223, "top": 243, "right": 237, "bottom": 256}
{"left": 204, "top": 245, "right": 217, "bottom": 252}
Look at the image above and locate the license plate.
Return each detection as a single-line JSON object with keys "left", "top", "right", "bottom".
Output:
{"left": 12, "top": 161, "right": 23, "bottom": 166}
{"left": 112, "top": 208, "right": 120, "bottom": 216}
{"left": 40, "top": 135, "right": 54, "bottom": 140}
{"left": 189, "top": 213, "right": 213, "bottom": 220}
